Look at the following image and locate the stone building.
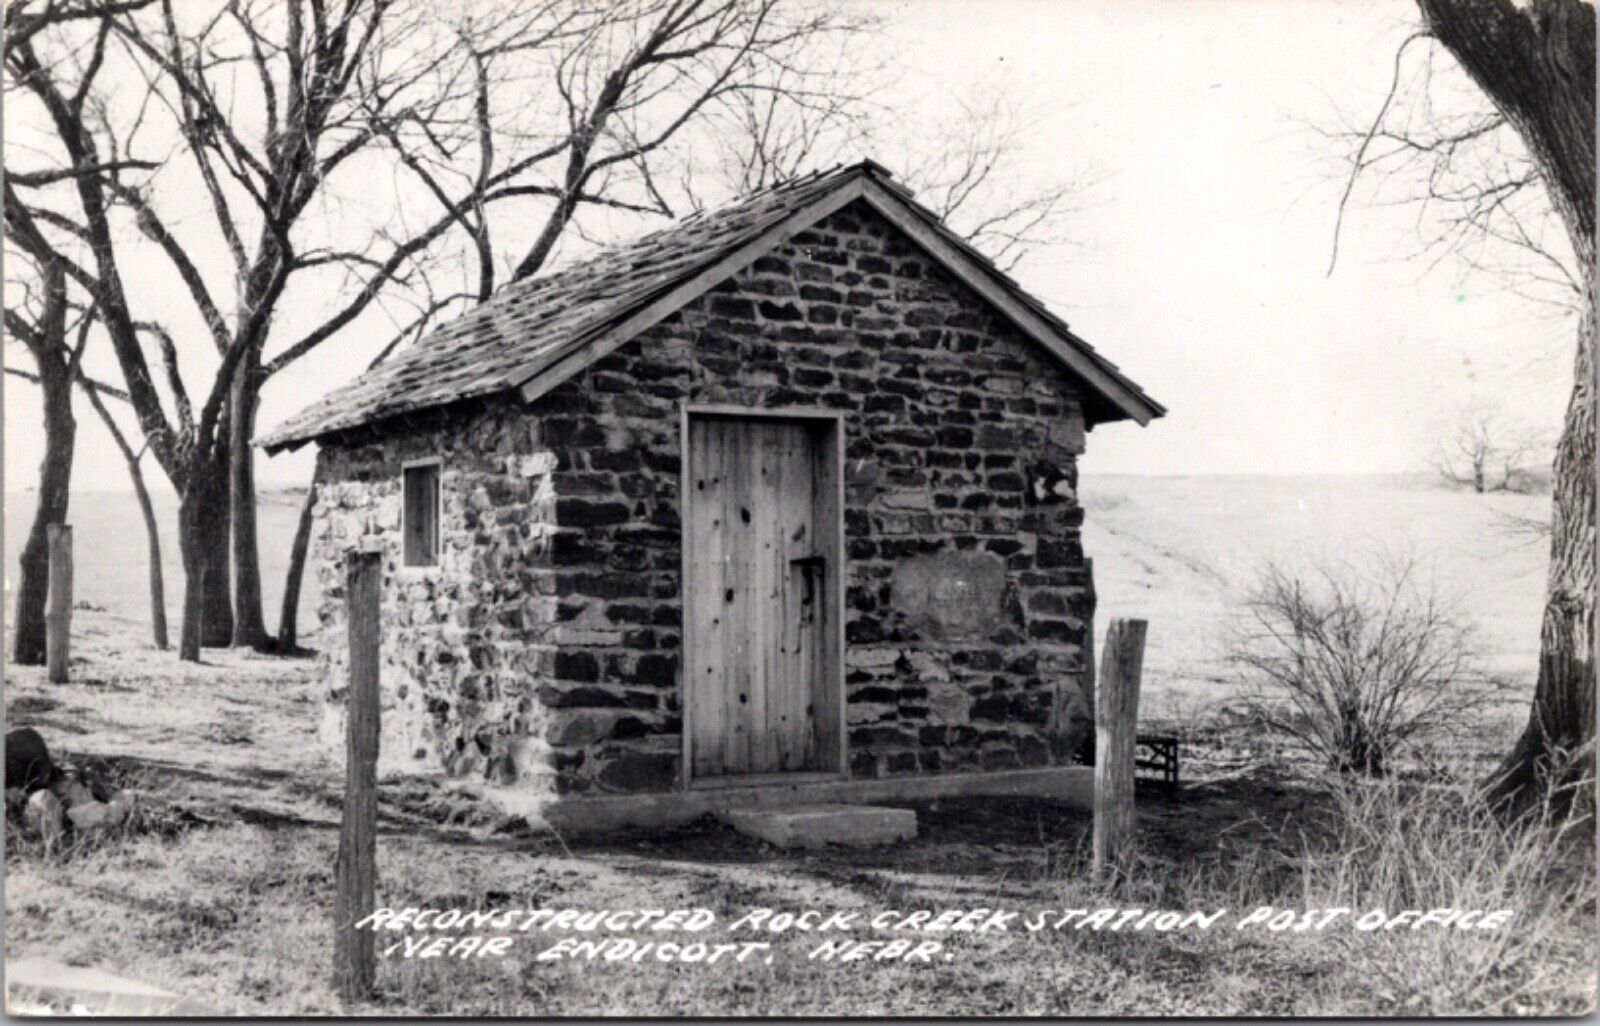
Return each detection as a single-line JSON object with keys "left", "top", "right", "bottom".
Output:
{"left": 260, "top": 161, "right": 1163, "bottom": 829}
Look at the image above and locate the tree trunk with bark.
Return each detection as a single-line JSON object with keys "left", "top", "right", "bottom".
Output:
{"left": 1489, "top": 298, "right": 1596, "bottom": 812}
{"left": 200, "top": 462, "right": 234, "bottom": 649}
{"left": 277, "top": 480, "right": 319, "bottom": 655}
{"left": 179, "top": 460, "right": 231, "bottom": 661}
{"left": 1417, "top": 0, "right": 1596, "bottom": 812}
{"left": 12, "top": 357, "right": 74, "bottom": 666}
{"left": 229, "top": 353, "right": 269, "bottom": 649}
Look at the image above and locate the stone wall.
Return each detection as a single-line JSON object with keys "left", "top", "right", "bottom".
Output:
{"left": 310, "top": 399, "right": 560, "bottom": 787}
{"left": 310, "top": 198, "right": 1097, "bottom": 800}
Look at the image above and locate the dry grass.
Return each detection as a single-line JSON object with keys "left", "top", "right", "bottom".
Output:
{"left": 6, "top": 613, "right": 1593, "bottom": 1016}
{"left": 7, "top": 775, "right": 1592, "bottom": 1016}
{"left": 1296, "top": 775, "right": 1595, "bottom": 1015}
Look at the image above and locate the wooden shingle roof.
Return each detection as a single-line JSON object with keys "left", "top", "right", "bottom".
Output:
{"left": 259, "top": 161, "right": 1163, "bottom": 453}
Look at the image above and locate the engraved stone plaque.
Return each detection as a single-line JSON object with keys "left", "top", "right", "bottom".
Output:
{"left": 890, "top": 551, "right": 1009, "bottom": 641}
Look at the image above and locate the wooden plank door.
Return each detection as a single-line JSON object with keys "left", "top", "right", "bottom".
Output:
{"left": 685, "top": 414, "right": 838, "bottom": 780}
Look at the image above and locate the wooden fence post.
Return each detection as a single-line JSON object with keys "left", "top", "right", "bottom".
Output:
{"left": 1092, "top": 618, "right": 1147, "bottom": 882}
{"left": 1082, "top": 557, "right": 1097, "bottom": 715}
{"left": 46, "top": 525, "right": 72, "bottom": 684}
{"left": 334, "top": 551, "right": 381, "bottom": 1003}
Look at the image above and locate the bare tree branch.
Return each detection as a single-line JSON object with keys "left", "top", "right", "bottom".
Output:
{"left": 1316, "top": 29, "right": 1582, "bottom": 313}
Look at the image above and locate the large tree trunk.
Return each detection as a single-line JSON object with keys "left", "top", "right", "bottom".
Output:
{"left": 229, "top": 354, "right": 269, "bottom": 649}
{"left": 12, "top": 359, "right": 74, "bottom": 666}
{"left": 276, "top": 480, "right": 318, "bottom": 654}
{"left": 178, "top": 503, "right": 206, "bottom": 663}
{"left": 1488, "top": 299, "right": 1596, "bottom": 812}
{"left": 179, "top": 461, "right": 230, "bottom": 661}
{"left": 1417, "top": 0, "right": 1597, "bottom": 811}
{"left": 200, "top": 461, "right": 234, "bottom": 648}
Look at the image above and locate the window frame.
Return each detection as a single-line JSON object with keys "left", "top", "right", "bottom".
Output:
{"left": 400, "top": 456, "right": 443, "bottom": 570}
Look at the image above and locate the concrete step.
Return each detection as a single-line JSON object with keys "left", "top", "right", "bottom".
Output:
{"left": 6, "top": 956, "right": 215, "bottom": 1015}
{"left": 720, "top": 803, "right": 917, "bottom": 849}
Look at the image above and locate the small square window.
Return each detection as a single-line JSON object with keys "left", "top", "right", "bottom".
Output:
{"left": 402, "top": 462, "right": 440, "bottom": 567}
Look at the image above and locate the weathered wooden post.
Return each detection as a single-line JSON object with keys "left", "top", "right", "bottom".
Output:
{"left": 1092, "top": 618, "right": 1146, "bottom": 882}
{"left": 334, "top": 551, "right": 381, "bottom": 1002}
{"left": 1081, "top": 558, "right": 1096, "bottom": 715}
{"left": 46, "top": 525, "right": 72, "bottom": 683}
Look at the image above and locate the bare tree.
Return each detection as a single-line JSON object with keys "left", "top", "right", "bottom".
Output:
{"left": 891, "top": 87, "right": 1087, "bottom": 274}
{"left": 8, "top": 0, "right": 874, "bottom": 660}
{"left": 274, "top": 480, "right": 317, "bottom": 655}
{"left": 2, "top": 248, "right": 87, "bottom": 665}
{"left": 3, "top": 267, "right": 172, "bottom": 653}
{"left": 1, "top": 0, "right": 148, "bottom": 660}
{"left": 1322, "top": 36, "right": 1582, "bottom": 316}
{"left": 1432, "top": 400, "right": 1550, "bottom": 493}
{"left": 6, "top": 329, "right": 177, "bottom": 652}
{"left": 7, "top": 0, "right": 253, "bottom": 659}
{"left": 261, "top": 0, "right": 876, "bottom": 640}
{"left": 5, "top": 1, "right": 538, "bottom": 657}
{"left": 1418, "top": 0, "right": 1595, "bottom": 816}
{"left": 1330, "top": 0, "right": 1595, "bottom": 812}
{"left": 368, "top": 0, "right": 876, "bottom": 286}
{"left": 102, "top": 0, "right": 493, "bottom": 652}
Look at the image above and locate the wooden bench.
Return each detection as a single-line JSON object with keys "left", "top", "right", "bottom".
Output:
{"left": 1076, "top": 734, "right": 1180, "bottom": 795}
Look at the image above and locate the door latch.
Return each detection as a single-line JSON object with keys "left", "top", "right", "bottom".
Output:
{"left": 789, "top": 555, "right": 825, "bottom": 606}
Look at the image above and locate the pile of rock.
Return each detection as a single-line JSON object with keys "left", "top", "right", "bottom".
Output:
{"left": 5, "top": 728, "right": 139, "bottom": 848}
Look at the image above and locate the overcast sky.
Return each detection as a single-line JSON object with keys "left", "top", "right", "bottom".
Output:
{"left": 3, "top": 0, "right": 1577, "bottom": 494}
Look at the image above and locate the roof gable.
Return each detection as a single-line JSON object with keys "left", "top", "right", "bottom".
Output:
{"left": 259, "top": 161, "right": 1163, "bottom": 453}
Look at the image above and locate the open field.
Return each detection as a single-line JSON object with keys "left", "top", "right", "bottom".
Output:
{"left": 6, "top": 471, "right": 1552, "bottom": 697}
{"left": 1079, "top": 472, "right": 1550, "bottom": 714}
{"left": 5, "top": 473, "right": 1583, "bottom": 1016}
{"left": 3, "top": 487, "right": 318, "bottom": 637}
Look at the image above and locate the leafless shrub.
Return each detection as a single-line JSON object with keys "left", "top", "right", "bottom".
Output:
{"left": 1230, "top": 557, "right": 1488, "bottom": 776}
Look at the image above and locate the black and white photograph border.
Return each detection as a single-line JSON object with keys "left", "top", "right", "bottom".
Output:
{"left": 2, "top": 0, "right": 1595, "bottom": 1016}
